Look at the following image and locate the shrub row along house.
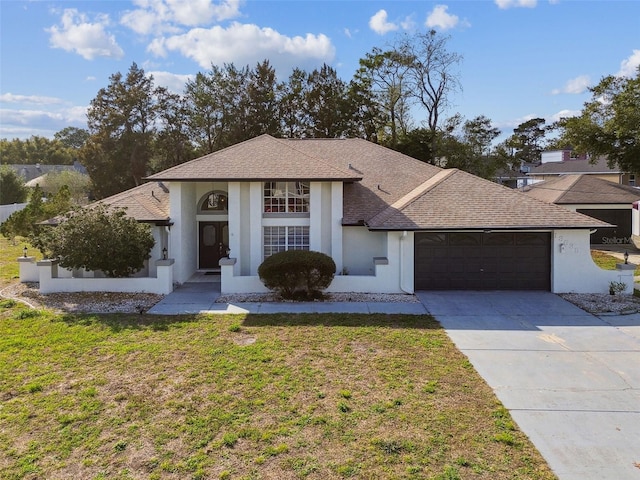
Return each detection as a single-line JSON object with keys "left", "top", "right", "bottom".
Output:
{"left": 22, "top": 135, "right": 634, "bottom": 295}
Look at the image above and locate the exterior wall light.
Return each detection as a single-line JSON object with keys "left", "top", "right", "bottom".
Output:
{"left": 162, "top": 247, "right": 168, "bottom": 260}
{"left": 624, "top": 251, "right": 629, "bottom": 264}
{"left": 23, "top": 246, "right": 28, "bottom": 258}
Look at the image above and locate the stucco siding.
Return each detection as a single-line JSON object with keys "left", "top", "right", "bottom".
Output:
{"left": 551, "top": 229, "right": 629, "bottom": 293}
{"left": 343, "top": 227, "right": 386, "bottom": 275}
{"left": 170, "top": 182, "right": 197, "bottom": 283}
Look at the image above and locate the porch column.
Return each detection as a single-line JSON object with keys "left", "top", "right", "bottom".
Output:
{"left": 227, "top": 182, "right": 241, "bottom": 276}
{"left": 331, "top": 181, "right": 343, "bottom": 274}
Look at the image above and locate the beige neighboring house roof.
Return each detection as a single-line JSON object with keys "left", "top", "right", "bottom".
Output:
{"left": 528, "top": 156, "right": 619, "bottom": 176}
{"left": 522, "top": 175, "right": 640, "bottom": 205}
{"left": 366, "top": 169, "right": 611, "bottom": 231}
{"left": 145, "top": 134, "right": 363, "bottom": 182}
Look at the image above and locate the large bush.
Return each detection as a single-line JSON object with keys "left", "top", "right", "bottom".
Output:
{"left": 34, "top": 204, "right": 154, "bottom": 278}
{"left": 258, "top": 250, "right": 336, "bottom": 300}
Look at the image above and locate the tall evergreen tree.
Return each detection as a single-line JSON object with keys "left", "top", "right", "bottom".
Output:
{"left": 81, "top": 62, "right": 158, "bottom": 198}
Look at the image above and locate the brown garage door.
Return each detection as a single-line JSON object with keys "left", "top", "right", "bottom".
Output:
{"left": 415, "top": 232, "right": 550, "bottom": 290}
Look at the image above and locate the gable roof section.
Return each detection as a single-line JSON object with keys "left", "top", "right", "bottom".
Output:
{"left": 145, "top": 134, "right": 362, "bottom": 182}
{"left": 40, "top": 181, "right": 170, "bottom": 226}
{"left": 100, "top": 181, "right": 170, "bottom": 222}
{"left": 366, "top": 169, "right": 611, "bottom": 230}
{"left": 528, "top": 156, "right": 619, "bottom": 176}
{"left": 278, "top": 138, "right": 444, "bottom": 224}
{"left": 522, "top": 174, "right": 640, "bottom": 205}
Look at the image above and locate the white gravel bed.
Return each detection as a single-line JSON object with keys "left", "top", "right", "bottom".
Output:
{"left": 3, "top": 280, "right": 639, "bottom": 315}
{"left": 0, "top": 282, "right": 164, "bottom": 314}
{"left": 559, "top": 292, "right": 640, "bottom": 315}
{"left": 215, "top": 292, "right": 420, "bottom": 303}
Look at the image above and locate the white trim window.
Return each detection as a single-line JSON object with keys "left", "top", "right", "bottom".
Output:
{"left": 264, "top": 181, "right": 310, "bottom": 213}
{"left": 263, "top": 226, "right": 310, "bottom": 257}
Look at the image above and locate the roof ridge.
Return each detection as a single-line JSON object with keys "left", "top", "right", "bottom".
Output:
{"left": 275, "top": 137, "right": 360, "bottom": 178}
{"left": 367, "top": 169, "right": 456, "bottom": 226}
{"left": 555, "top": 174, "right": 582, "bottom": 203}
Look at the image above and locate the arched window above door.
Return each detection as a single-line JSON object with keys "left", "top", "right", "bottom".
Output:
{"left": 199, "top": 191, "right": 228, "bottom": 213}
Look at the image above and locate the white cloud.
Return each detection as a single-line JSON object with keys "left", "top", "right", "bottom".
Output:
{"left": 47, "top": 9, "right": 124, "bottom": 60}
{"left": 149, "top": 71, "right": 195, "bottom": 93}
{"left": 549, "top": 109, "right": 580, "bottom": 122}
{"left": 121, "top": 0, "right": 241, "bottom": 35}
{"left": 154, "top": 22, "right": 335, "bottom": 74}
{"left": 551, "top": 75, "right": 591, "bottom": 95}
{"left": 426, "top": 5, "right": 464, "bottom": 31}
{"left": 0, "top": 106, "right": 87, "bottom": 136}
{"left": 369, "top": 10, "right": 398, "bottom": 35}
{"left": 86, "top": 76, "right": 97, "bottom": 81}
{"left": 0, "top": 93, "right": 63, "bottom": 105}
{"left": 495, "top": 0, "right": 537, "bottom": 9}
{"left": 617, "top": 49, "right": 640, "bottom": 77}
{"left": 400, "top": 15, "right": 416, "bottom": 31}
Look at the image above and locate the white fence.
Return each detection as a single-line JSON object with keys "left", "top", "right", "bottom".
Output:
{"left": 0, "top": 203, "right": 28, "bottom": 224}
{"left": 18, "top": 257, "right": 175, "bottom": 295}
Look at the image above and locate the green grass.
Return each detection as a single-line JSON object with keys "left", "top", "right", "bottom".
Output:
{"left": 0, "top": 305, "right": 556, "bottom": 479}
{"left": 591, "top": 249, "right": 640, "bottom": 275}
{"left": 0, "top": 238, "right": 555, "bottom": 478}
{"left": 0, "top": 236, "right": 39, "bottom": 287}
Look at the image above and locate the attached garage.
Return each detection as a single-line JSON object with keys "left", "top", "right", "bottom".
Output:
{"left": 415, "top": 232, "right": 551, "bottom": 290}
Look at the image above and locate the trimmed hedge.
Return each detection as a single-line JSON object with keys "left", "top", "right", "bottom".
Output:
{"left": 258, "top": 250, "right": 336, "bottom": 300}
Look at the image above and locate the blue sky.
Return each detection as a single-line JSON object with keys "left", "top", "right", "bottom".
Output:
{"left": 1, "top": 0, "right": 638, "bottom": 142}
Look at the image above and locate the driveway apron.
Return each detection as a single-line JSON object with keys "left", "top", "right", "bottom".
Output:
{"left": 416, "top": 290, "right": 640, "bottom": 480}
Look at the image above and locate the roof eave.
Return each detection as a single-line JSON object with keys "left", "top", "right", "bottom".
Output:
{"left": 365, "top": 224, "right": 613, "bottom": 231}
{"left": 143, "top": 176, "right": 362, "bottom": 182}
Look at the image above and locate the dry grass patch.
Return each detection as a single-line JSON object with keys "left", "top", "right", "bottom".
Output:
{"left": 0, "top": 306, "right": 556, "bottom": 479}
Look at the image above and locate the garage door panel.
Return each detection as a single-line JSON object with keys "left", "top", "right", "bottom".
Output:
{"left": 415, "top": 232, "right": 550, "bottom": 290}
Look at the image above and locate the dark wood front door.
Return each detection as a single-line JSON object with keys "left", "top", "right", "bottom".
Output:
{"left": 199, "top": 222, "right": 229, "bottom": 269}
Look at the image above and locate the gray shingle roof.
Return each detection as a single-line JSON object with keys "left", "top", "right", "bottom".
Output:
{"left": 145, "top": 135, "right": 362, "bottom": 182}
{"left": 120, "top": 135, "right": 611, "bottom": 231}
{"left": 528, "top": 157, "right": 619, "bottom": 175}
{"left": 521, "top": 174, "right": 640, "bottom": 205}
{"left": 366, "top": 169, "right": 611, "bottom": 230}
{"left": 42, "top": 181, "right": 170, "bottom": 225}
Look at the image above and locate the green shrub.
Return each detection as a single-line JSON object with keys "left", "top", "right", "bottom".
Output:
{"left": 258, "top": 250, "right": 336, "bottom": 300}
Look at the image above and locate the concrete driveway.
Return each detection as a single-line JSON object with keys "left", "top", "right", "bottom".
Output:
{"left": 416, "top": 291, "right": 640, "bottom": 480}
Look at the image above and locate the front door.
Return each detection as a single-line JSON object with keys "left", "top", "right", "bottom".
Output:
{"left": 199, "top": 221, "right": 229, "bottom": 269}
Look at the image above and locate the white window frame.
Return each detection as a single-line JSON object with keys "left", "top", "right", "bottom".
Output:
{"left": 263, "top": 181, "right": 310, "bottom": 214}
{"left": 263, "top": 226, "right": 310, "bottom": 258}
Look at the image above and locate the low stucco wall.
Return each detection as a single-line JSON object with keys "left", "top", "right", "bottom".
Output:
{"left": 24, "top": 258, "right": 175, "bottom": 295}
{"left": 220, "top": 256, "right": 405, "bottom": 295}
{"left": 552, "top": 230, "right": 634, "bottom": 294}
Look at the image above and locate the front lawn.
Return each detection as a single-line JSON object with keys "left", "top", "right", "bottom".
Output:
{"left": 591, "top": 249, "right": 640, "bottom": 276}
{"left": 0, "top": 304, "right": 555, "bottom": 479}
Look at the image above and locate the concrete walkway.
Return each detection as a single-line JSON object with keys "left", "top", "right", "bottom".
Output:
{"left": 146, "top": 282, "right": 429, "bottom": 315}
{"left": 416, "top": 290, "right": 640, "bottom": 480}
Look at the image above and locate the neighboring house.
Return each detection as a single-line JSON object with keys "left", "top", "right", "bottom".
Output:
{"left": 528, "top": 150, "right": 636, "bottom": 186}
{"left": 521, "top": 174, "right": 640, "bottom": 245}
{"left": 28, "top": 135, "right": 630, "bottom": 294}
{"left": 6, "top": 160, "right": 88, "bottom": 184}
